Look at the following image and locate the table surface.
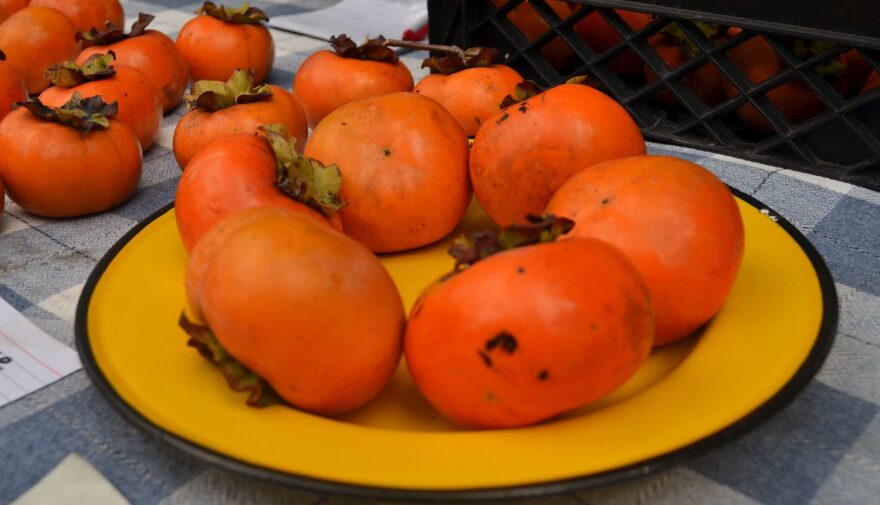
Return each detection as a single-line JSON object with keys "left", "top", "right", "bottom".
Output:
{"left": 2, "top": 1, "right": 879, "bottom": 504}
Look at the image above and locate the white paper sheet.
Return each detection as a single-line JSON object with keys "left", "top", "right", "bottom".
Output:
{"left": 0, "top": 296, "right": 81, "bottom": 407}
{"left": 11, "top": 454, "right": 131, "bottom": 505}
{"left": 269, "top": 0, "right": 428, "bottom": 42}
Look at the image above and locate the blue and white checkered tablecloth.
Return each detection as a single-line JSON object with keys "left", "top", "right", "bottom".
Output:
{"left": 1, "top": 1, "right": 879, "bottom": 504}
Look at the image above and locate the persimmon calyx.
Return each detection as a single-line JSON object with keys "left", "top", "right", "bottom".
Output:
{"left": 330, "top": 34, "right": 399, "bottom": 63}
{"left": 45, "top": 52, "right": 117, "bottom": 88}
{"left": 260, "top": 124, "right": 345, "bottom": 216}
{"left": 660, "top": 22, "right": 727, "bottom": 58}
{"left": 186, "top": 69, "right": 272, "bottom": 111}
{"left": 422, "top": 46, "right": 500, "bottom": 74}
{"left": 198, "top": 2, "right": 269, "bottom": 24}
{"left": 499, "top": 80, "right": 542, "bottom": 108}
{"left": 448, "top": 214, "right": 574, "bottom": 270}
{"left": 179, "top": 313, "right": 282, "bottom": 408}
{"left": 793, "top": 39, "right": 846, "bottom": 77}
{"left": 17, "top": 92, "right": 119, "bottom": 134}
{"left": 77, "top": 12, "right": 155, "bottom": 45}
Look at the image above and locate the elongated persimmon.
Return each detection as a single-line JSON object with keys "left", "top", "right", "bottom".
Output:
{"left": 175, "top": 124, "right": 343, "bottom": 252}
{"left": 546, "top": 155, "right": 744, "bottom": 346}
{"left": 173, "top": 69, "right": 308, "bottom": 168}
{"left": 0, "top": 6, "right": 80, "bottom": 94}
{"left": 405, "top": 216, "right": 654, "bottom": 429}
{"left": 183, "top": 206, "right": 405, "bottom": 415}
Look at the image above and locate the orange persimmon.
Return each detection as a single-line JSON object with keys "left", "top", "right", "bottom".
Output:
{"left": 293, "top": 34, "right": 414, "bottom": 129}
{"left": 175, "top": 124, "right": 343, "bottom": 252}
{"left": 574, "top": 8, "right": 652, "bottom": 77}
{"left": 546, "top": 155, "right": 744, "bottom": 346}
{"left": 490, "top": 0, "right": 573, "bottom": 69}
{"left": 644, "top": 24, "right": 728, "bottom": 108}
{"left": 40, "top": 53, "right": 163, "bottom": 150}
{"left": 304, "top": 92, "right": 470, "bottom": 253}
{"left": 0, "top": 50, "right": 26, "bottom": 121}
{"left": 176, "top": 2, "right": 274, "bottom": 83}
{"left": 862, "top": 71, "right": 879, "bottom": 93}
{"left": 0, "top": 0, "right": 28, "bottom": 24}
{"left": 413, "top": 46, "right": 523, "bottom": 136}
{"left": 0, "top": 93, "right": 142, "bottom": 217}
{"left": 183, "top": 206, "right": 405, "bottom": 415}
{"left": 77, "top": 13, "right": 190, "bottom": 113}
{"left": 405, "top": 215, "right": 654, "bottom": 429}
{"left": 173, "top": 69, "right": 308, "bottom": 169}
{"left": 0, "top": 6, "right": 80, "bottom": 94}
{"left": 470, "top": 81, "right": 646, "bottom": 227}
{"left": 29, "top": 0, "right": 123, "bottom": 35}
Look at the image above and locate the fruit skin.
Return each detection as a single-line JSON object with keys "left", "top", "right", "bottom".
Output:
{"left": 176, "top": 14, "right": 274, "bottom": 83}
{"left": 29, "top": 0, "right": 123, "bottom": 35}
{"left": 574, "top": 9, "right": 652, "bottom": 77}
{"left": 414, "top": 64, "right": 523, "bottom": 136}
{"left": 0, "top": 107, "right": 142, "bottom": 217}
{"left": 40, "top": 65, "right": 163, "bottom": 150}
{"left": 186, "top": 206, "right": 406, "bottom": 415}
{"left": 546, "top": 155, "right": 744, "bottom": 346}
{"left": 470, "top": 83, "right": 646, "bottom": 227}
{"left": 405, "top": 237, "right": 654, "bottom": 429}
{"left": 863, "top": 71, "right": 879, "bottom": 93}
{"left": 491, "top": 0, "right": 573, "bottom": 69}
{"left": 644, "top": 33, "right": 725, "bottom": 108}
{"left": 293, "top": 50, "right": 414, "bottom": 129}
{"left": 0, "top": 174, "right": 4, "bottom": 222}
{"left": 304, "top": 92, "right": 471, "bottom": 253}
{"left": 172, "top": 85, "right": 307, "bottom": 169}
{"left": 0, "top": 0, "right": 29, "bottom": 24}
{"left": 175, "top": 132, "right": 343, "bottom": 252}
{"left": 78, "top": 31, "right": 191, "bottom": 113}
{"left": 0, "top": 56, "right": 26, "bottom": 121}
{"left": 0, "top": 7, "right": 81, "bottom": 94}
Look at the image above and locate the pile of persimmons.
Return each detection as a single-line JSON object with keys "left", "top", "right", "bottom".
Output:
{"left": 0, "top": 1, "right": 746, "bottom": 429}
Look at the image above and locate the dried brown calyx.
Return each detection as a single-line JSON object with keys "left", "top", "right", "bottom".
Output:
{"left": 45, "top": 52, "right": 117, "bottom": 88}
{"left": 330, "top": 34, "right": 399, "bottom": 63}
{"left": 198, "top": 2, "right": 269, "bottom": 24}
{"left": 17, "top": 92, "right": 119, "bottom": 134}
{"left": 259, "top": 124, "right": 345, "bottom": 216}
{"left": 448, "top": 214, "right": 574, "bottom": 271}
{"left": 77, "top": 12, "right": 155, "bottom": 45}
{"left": 660, "top": 22, "right": 729, "bottom": 58}
{"left": 179, "top": 313, "right": 282, "bottom": 407}
{"left": 793, "top": 39, "right": 846, "bottom": 78}
{"left": 0, "top": 49, "right": 6, "bottom": 61}
{"left": 499, "top": 80, "right": 542, "bottom": 108}
{"left": 185, "top": 69, "right": 272, "bottom": 112}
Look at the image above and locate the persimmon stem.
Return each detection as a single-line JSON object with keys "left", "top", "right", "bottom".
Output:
{"left": 384, "top": 39, "right": 468, "bottom": 60}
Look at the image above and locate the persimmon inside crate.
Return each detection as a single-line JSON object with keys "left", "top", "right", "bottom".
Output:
{"left": 428, "top": 0, "right": 880, "bottom": 190}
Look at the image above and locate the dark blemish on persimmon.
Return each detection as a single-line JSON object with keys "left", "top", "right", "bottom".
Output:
{"left": 340, "top": 121, "right": 347, "bottom": 126}
{"left": 474, "top": 116, "right": 482, "bottom": 125}
{"left": 518, "top": 102, "right": 529, "bottom": 113}
{"left": 485, "top": 331, "right": 517, "bottom": 354}
{"left": 496, "top": 112, "right": 509, "bottom": 124}
{"left": 517, "top": 266, "right": 525, "bottom": 274}
{"left": 590, "top": 323, "right": 598, "bottom": 331}
{"left": 478, "top": 350, "right": 493, "bottom": 367}
{"left": 538, "top": 369, "right": 548, "bottom": 380}
{"left": 601, "top": 198, "right": 611, "bottom": 205}
{"left": 383, "top": 148, "right": 391, "bottom": 156}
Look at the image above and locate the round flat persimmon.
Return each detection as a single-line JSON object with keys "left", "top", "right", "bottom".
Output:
{"left": 413, "top": 47, "right": 522, "bottom": 136}
{"left": 470, "top": 82, "right": 646, "bottom": 227}
{"left": 304, "top": 91, "right": 470, "bottom": 253}
{"left": 186, "top": 206, "right": 405, "bottom": 415}
{"left": 293, "top": 34, "right": 414, "bottom": 129}
{"left": 0, "top": 94, "right": 142, "bottom": 217}
{"left": 175, "top": 126, "right": 343, "bottom": 252}
{"left": 78, "top": 13, "right": 190, "bottom": 113}
{"left": 173, "top": 70, "right": 308, "bottom": 169}
{"left": 0, "top": 7, "right": 81, "bottom": 94}
{"left": 40, "top": 54, "right": 163, "bottom": 150}
{"left": 29, "top": 0, "right": 123, "bottom": 35}
{"left": 546, "top": 155, "right": 744, "bottom": 346}
{"left": 176, "top": 2, "right": 274, "bottom": 83}
{"left": 405, "top": 217, "right": 654, "bottom": 429}
{"left": 0, "top": 0, "right": 28, "bottom": 24}
{"left": 0, "top": 50, "right": 26, "bottom": 121}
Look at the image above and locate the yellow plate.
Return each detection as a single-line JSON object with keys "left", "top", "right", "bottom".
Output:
{"left": 75, "top": 191, "right": 836, "bottom": 500}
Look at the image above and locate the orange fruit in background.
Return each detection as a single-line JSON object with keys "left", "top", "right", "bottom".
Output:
{"left": 414, "top": 64, "right": 523, "bottom": 136}
{"left": 0, "top": 6, "right": 81, "bottom": 94}
{"left": 491, "top": 0, "right": 573, "bottom": 69}
{"left": 405, "top": 237, "right": 654, "bottom": 429}
{"left": 573, "top": 9, "right": 652, "bottom": 77}
{"left": 293, "top": 47, "right": 414, "bottom": 129}
{"left": 29, "top": 0, "right": 123, "bottom": 35}
{"left": 40, "top": 63, "right": 163, "bottom": 150}
{"left": 0, "top": 51, "right": 26, "bottom": 121}
{"left": 304, "top": 92, "right": 471, "bottom": 253}
{"left": 546, "top": 155, "right": 745, "bottom": 346}
{"left": 175, "top": 132, "right": 342, "bottom": 252}
{"left": 186, "top": 206, "right": 406, "bottom": 416}
{"left": 470, "top": 82, "right": 646, "bottom": 227}
{"left": 0, "top": 0, "right": 28, "bottom": 24}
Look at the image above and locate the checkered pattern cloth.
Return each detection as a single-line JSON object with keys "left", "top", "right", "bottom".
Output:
{"left": 1, "top": 1, "right": 879, "bottom": 504}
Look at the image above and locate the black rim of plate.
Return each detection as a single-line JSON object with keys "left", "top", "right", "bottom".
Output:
{"left": 74, "top": 189, "right": 839, "bottom": 502}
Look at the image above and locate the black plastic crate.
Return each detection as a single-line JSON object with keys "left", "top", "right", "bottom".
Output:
{"left": 428, "top": 0, "right": 880, "bottom": 190}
